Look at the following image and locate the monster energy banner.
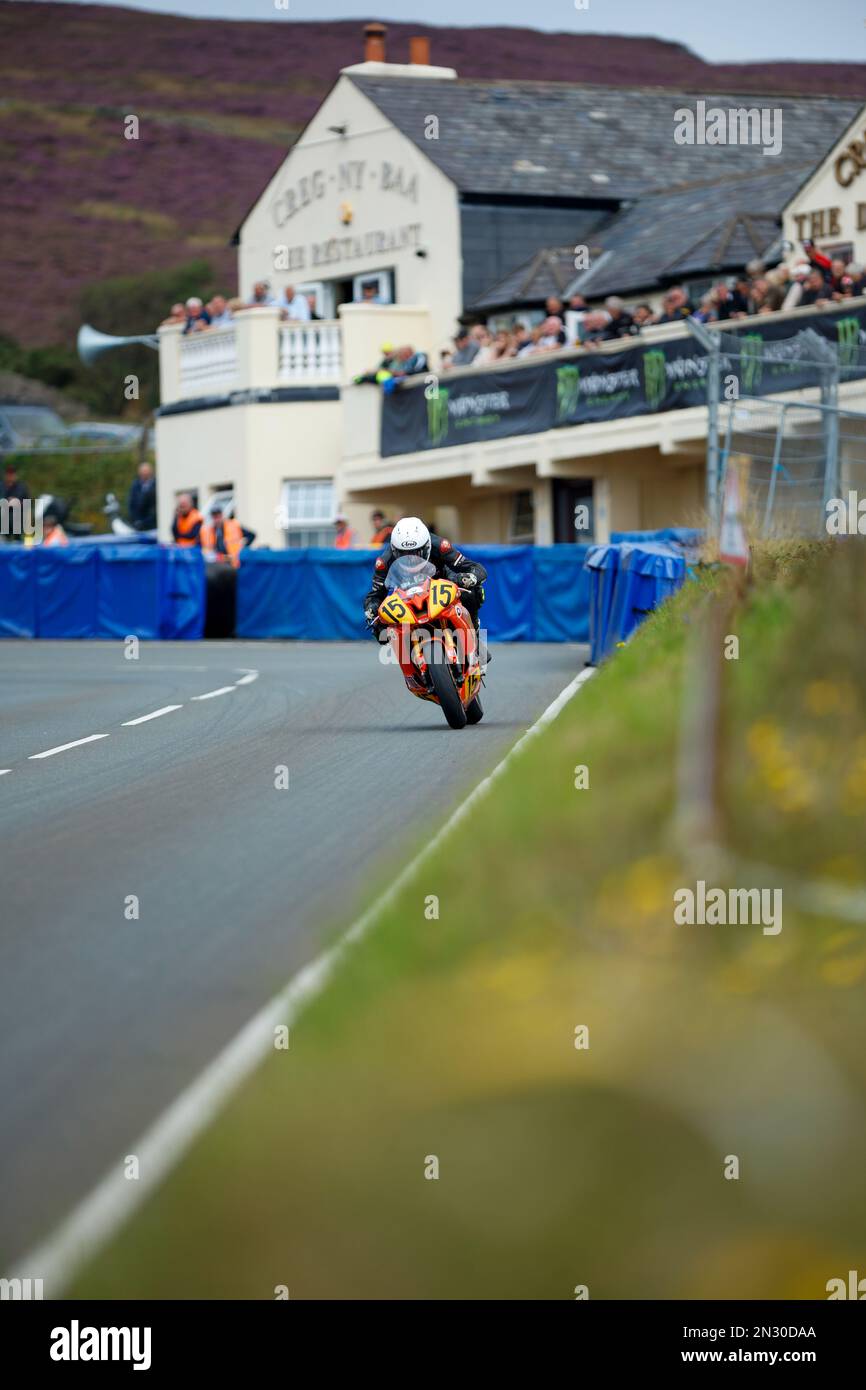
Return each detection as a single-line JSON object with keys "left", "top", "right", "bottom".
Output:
{"left": 380, "top": 305, "right": 866, "bottom": 456}
{"left": 383, "top": 364, "right": 554, "bottom": 456}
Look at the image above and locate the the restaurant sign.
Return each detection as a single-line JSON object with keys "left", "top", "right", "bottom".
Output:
{"left": 381, "top": 305, "right": 866, "bottom": 456}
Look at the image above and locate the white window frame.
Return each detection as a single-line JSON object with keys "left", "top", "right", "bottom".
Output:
{"left": 279, "top": 479, "right": 336, "bottom": 548}
{"left": 353, "top": 270, "right": 392, "bottom": 304}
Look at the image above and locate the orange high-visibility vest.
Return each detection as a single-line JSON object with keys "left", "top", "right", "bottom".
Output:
{"left": 173, "top": 509, "right": 203, "bottom": 547}
{"left": 200, "top": 516, "right": 243, "bottom": 567}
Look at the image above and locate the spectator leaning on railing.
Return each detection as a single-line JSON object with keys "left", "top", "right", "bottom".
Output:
{"left": 207, "top": 295, "right": 233, "bottom": 328}
{"left": 183, "top": 297, "right": 211, "bottom": 334}
{"left": 279, "top": 285, "right": 312, "bottom": 321}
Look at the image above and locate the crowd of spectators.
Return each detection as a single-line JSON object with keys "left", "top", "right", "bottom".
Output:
{"left": 160, "top": 283, "right": 324, "bottom": 334}
{"left": 438, "top": 241, "right": 866, "bottom": 370}
{"left": 160, "top": 277, "right": 394, "bottom": 333}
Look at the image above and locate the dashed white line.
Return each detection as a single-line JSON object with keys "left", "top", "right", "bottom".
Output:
{"left": 122, "top": 705, "right": 183, "bottom": 727}
{"left": 28, "top": 734, "right": 109, "bottom": 761}
{"left": 234, "top": 671, "right": 259, "bottom": 686}
{"left": 191, "top": 686, "right": 236, "bottom": 701}
{"left": 0, "top": 769, "right": 11, "bottom": 777}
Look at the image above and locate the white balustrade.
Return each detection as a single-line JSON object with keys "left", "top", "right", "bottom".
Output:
{"left": 278, "top": 321, "right": 342, "bottom": 383}
{"left": 177, "top": 328, "right": 239, "bottom": 397}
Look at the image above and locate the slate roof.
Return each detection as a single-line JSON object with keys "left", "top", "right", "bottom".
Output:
{"left": 469, "top": 164, "right": 813, "bottom": 306}
{"left": 349, "top": 75, "right": 861, "bottom": 200}
{"left": 566, "top": 164, "right": 810, "bottom": 298}
{"left": 472, "top": 246, "right": 596, "bottom": 310}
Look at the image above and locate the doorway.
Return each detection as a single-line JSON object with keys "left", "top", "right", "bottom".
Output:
{"left": 552, "top": 479, "right": 595, "bottom": 543}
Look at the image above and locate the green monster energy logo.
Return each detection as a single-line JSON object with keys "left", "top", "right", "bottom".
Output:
{"left": 643, "top": 349, "right": 666, "bottom": 411}
{"left": 426, "top": 386, "right": 450, "bottom": 444}
{"left": 836, "top": 316, "right": 860, "bottom": 370}
{"left": 556, "top": 365, "right": 580, "bottom": 421}
{"left": 739, "top": 333, "right": 764, "bottom": 391}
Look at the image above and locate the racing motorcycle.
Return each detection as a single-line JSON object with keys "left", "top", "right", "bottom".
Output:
{"left": 377, "top": 556, "right": 484, "bottom": 729}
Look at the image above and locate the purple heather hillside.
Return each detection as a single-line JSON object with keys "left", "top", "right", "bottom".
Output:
{"left": 2, "top": 2, "right": 864, "bottom": 345}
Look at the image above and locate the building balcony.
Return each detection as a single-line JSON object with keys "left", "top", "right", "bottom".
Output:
{"left": 157, "top": 303, "right": 436, "bottom": 411}
{"left": 158, "top": 308, "right": 344, "bottom": 406}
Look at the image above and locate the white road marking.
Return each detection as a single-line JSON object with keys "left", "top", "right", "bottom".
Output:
{"left": 5, "top": 662, "right": 595, "bottom": 1296}
{"left": 234, "top": 670, "right": 259, "bottom": 686}
{"left": 191, "top": 687, "right": 236, "bottom": 701}
{"left": 0, "top": 769, "right": 11, "bottom": 776}
{"left": 122, "top": 705, "right": 184, "bottom": 727}
{"left": 28, "top": 734, "right": 109, "bottom": 761}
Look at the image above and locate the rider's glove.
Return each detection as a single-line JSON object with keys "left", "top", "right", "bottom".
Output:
{"left": 458, "top": 571, "right": 477, "bottom": 588}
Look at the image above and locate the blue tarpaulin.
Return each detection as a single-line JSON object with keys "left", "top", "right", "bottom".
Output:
{"left": 235, "top": 551, "right": 307, "bottom": 640}
{"left": 303, "top": 550, "right": 374, "bottom": 641}
{"left": 98, "top": 545, "right": 161, "bottom": 640}
{"left": 159, "top": 548, "right": 206, "bottom": 640}
{"left": 0, "top": 545, "right": 205, "bottom": 640}
{"left": 472, "top": 545, "right": 534, "bottom": 642}
{"left": 532, "top": 545, "right": 591, "bottom": 643}
{"left": 36, "top": 547, "right": 99, "bottom": 639}
{"left": 585, "top": 544, "right": 622, "bottom": 664}
{"left": 605, "top": 543, "right": 686, "bottom": 653}
{"left": 235, "top": 545, "right": 589, "bottom": 642}
{"left": 0, "top": 548, "right": 37, "bottom": 637}
{"left": 0, "top": 540, "right": 683, "bottom": 645}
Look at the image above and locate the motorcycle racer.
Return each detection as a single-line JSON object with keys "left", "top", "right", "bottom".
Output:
{"left": 363, "top": 517, "right": 488, "bottom": 657}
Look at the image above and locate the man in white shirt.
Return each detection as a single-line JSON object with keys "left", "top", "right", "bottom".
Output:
{"left": 280, "top": 285, "right": 312, "bottom": 321}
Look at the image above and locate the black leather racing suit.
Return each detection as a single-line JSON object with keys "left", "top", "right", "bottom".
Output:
{"left": 363, "top": 534, "right": 487, "bottom": 633}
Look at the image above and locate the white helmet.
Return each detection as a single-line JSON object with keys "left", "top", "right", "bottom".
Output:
{"left": 390, "top": 516, "right": 431, "bottom": 563}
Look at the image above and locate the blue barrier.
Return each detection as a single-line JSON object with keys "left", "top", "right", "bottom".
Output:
{"left": 585, "top": 544, "right": 622, "bottom": 664}
{"left": 0, "top": 548, "right": 37, "bottom": 637}
{"left": 98, "top": 545, "right": 161, "bottom": 640}
{"left": 0, "top": 545, "right": 205, "bottom": 640}
{"left": 472, "top": 545, "right": 535, "bottom": 642}
{"left": 303, "top": 549, "right": 374, "bottom": 641}
{"left": 532, "top": 545, "right": 591, "bottom": 643}
{"left": 606, "top": 543, "right": 686, "bottom": 653}
{"left": 159, "top": 548, "right": 206, "bottom": 640}
{"left": 235, "top": 550, "right": 307, "bottom": 640}
{"left": 36, "top": 547, "right": 99, "bottom": 639}
{"left": 235, "top": 545, "right": 590, "bottom": 642}
{"left": 0, "top": 543, "right": 619, "bottom": 644}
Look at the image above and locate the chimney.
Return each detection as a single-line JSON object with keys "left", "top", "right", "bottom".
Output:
{"left": 409, "top": 35, "right": 431, "bottom": 66}
{"left": 364, "top": 22, "right": 387, "bottom": 63}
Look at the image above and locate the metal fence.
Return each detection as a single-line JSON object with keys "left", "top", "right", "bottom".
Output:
{"left": 692, "top": 321, "right": 866, "bottom": 536}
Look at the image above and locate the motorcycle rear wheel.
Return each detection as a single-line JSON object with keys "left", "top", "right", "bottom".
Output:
{"left": 424, "top": 640, "right": 467, "bottom": 729}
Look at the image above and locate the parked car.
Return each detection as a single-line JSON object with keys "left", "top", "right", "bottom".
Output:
{"left": 0, "top": 404, "right": 69, "bottom": 455}
{"left": 66, "top": 421, "right": 154, "bottom": 451}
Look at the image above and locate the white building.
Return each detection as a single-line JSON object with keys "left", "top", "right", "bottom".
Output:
{"left": 155, "top": 24, "right": 866, "bottom": 547}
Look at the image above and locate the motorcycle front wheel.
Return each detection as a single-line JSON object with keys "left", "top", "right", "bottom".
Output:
{"left": 423, "top": 638, "right": 467, "bottom": 729}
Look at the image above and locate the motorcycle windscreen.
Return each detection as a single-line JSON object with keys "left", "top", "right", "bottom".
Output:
{"left": 385, "top": 556, "right": 435, "bottom": 593}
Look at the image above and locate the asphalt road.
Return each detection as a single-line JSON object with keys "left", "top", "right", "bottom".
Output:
{"left": 0, "top": 638, "right": 585, "bottom": 1266}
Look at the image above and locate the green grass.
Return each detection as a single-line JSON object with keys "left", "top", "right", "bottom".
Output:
{"left": 72, "top": 545, "right": 866, "bottom": 1300}
{"left": 10, "top": 448, "right": 144, "bottom": 533}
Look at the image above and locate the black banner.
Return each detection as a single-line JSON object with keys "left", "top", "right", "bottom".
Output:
{"left": 381, "top": 304, "right": 866, "bottom": 456}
